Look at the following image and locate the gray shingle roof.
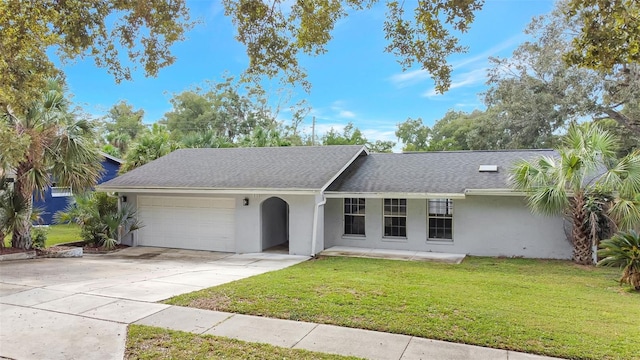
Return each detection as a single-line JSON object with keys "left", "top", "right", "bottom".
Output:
{"left": 99, "top": 145, "right": 366, "bottom": 191}
{"left": 326, "top": 149, "right": 556, "bottom": 194}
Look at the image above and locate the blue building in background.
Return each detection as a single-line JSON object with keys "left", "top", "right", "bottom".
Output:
{"left": 34, "top": 153, "right": 122, "bottom": 225}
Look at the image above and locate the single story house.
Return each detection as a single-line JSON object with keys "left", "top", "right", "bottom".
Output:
{"left": 97, "top": 145, "right": 572, "bottom": 259}
{"left": 35, "top": 153, "right": 122, "bottom": 224}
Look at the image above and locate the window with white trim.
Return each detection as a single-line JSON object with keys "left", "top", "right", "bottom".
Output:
{"left": 51, "top": 187, "right": 73, "bottom": 197}
{"left": 383, "top": 198, "right": 406, "bottom": 237}
{"left": 428, "top": 199, "right": 453, "bottom": 240}
{"left": 344, "top": 198, "right": 366, "bottom": 235}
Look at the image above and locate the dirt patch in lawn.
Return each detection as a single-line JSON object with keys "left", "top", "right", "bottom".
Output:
{"left": 0, "top": 247, "right": 31, "bottom": 255}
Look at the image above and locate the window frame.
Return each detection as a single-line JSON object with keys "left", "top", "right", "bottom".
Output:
{"left": 343, "top": 198, "right": 366, "bottom": 236}
{"left": 383, "top": 198, "right": 407, "bottom": 238}
{"left": 51, "top": 186, "right": 73, "bottom": 197}
{"left": 427, "top": 199, "right": 454, "bottom": 241}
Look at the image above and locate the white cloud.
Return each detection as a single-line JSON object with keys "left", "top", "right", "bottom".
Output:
{"left": 330, "top": 101, "right": 357, "bottom": 119}
{"left": 208, "top": 2, "right": 224, "bottom": 18}
{"left": 450, "top": 34, "right": 524, "bottom": 69}
{"left": 388, "top": 34, "right": 524, "bottom": 89}
{"left": 422, "top": 68, "right": 488, "bottom": 98}
{"left": 454, "top": 100, "right": 483, "bottom": 109}
{"left": 388, "top": 69, "right": 431, "bottom": 88}
{"left": 339, "top": 110, "right": 356, "bottom": 118}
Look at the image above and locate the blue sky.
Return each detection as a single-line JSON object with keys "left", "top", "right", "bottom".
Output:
{"left": 59, "top": 0, "right": 555, "bottom": 147}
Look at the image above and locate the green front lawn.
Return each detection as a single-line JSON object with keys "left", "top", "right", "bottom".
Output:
{"left": 166, "top": 256, "right": 640, "bottom": 360}
{"left": 3, "top": 224, "right": 81, "bottom": 248}
{"left": 126, "top": 325, "right": 360, "bottom": 360}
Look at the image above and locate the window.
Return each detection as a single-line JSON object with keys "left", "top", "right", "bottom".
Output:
{"left": 428, "top": 199, "right": 453, "bottom": 240}
{"left": 51, "top": 187, "right": 73, "bottom": 197}
{"left": 383, "top": 198, "right": 406, "bottom": 237}
{"left": 344, "top": 198, "right": 366, "bottom": 236}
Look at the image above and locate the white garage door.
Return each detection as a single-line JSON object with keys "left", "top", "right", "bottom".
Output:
{"left": 137, "top": 196, "right": 236, "bottom": 252}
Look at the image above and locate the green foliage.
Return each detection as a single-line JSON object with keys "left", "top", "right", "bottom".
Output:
{"left": 487, "top": 4, "right": 640, "bottom": 138}
{"left": 510, "top": 122, "right": 640, "bottom": 264}
{"left": 120, "top": 124, "right": 181, "bottom": 173}
{"left": 0, "top": 0, "right": 194, "bottom": 114}
{"left": 31, "top": 227, "right": 48, "bottom": 250}
{"left": 223, "top": 0, "right": 639, "bottom": 95}
{"left": 167, "top": 256, "right": 640, "bottom": 360}
{"left": 595, "top": 118, "right": 640, "bottom": 157}
{"left": 162, "top": 77, "right": 277, "bottom": 141}
{"left": 584, "top": 192, "right": 616, "bottom": 247}
{"left": 367, "top": 140, "right": 395, "bottom": 153}
{"left": 101, "top": 144, "right": 121, "bottom": 158}
{"left": 395, "top": 110, "right": 527, "bottom": 152}
{"left": 322, "top": 122, "right": 367, "bottom": 146}
{"left": 54, "top": 192, "right": 142, "bottom": 249}
{"left": 565, "top": 0, "right": 640, "bottom": 71}
{"left": 598, "top": 231, "right": 640, "bottom": 290}
{"left": 180, "top": 130, "right": 236, "bottom": 149}
{"left": 240, "top": 124, "right": 291, "bottom": 147}
{"left": 0, "top": 122, "right": 30, "bottom": 171}
{"left": 0, "top": 177, "right": 29, "bottom": 246}
{"left": 102, "top": 101, "right": 146, "bottom": 154}
{"left": 395, "top": 117, "right": 430, "bottom": 151}
{"left": 223, "top": 0, "right": 482, "bottom": 92}
{"left": 1, "top": 79, "right": 103, "bottom": 249}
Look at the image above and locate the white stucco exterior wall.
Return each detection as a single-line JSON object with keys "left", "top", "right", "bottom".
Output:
{"left": 324, "top": 195, "right": 572, "bottom": 259}
{"left": 118, "top": 192, "right": 321, "bottom": 256}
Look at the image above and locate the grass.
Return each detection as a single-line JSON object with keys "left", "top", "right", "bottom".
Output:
{"left": 165, "top": 256, "right": 640, "bottom": 360}
{"left": 125, "top": 324, "right": 361, "bottom": 360}
{"left": 3, "top": 224, "right": 81, "bottom": 248}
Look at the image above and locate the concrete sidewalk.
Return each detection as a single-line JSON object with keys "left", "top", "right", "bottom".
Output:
{"left": 135, "top": 306, "right": 563, "bottom": 360}
{"left": 321, "top": 246, "right": 466, "bottom": 264}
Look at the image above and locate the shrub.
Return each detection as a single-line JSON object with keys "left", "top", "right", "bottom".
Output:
{"left": 31, "top": 227, "right": 48, "bottom": 249}
{"left": 597, "top": 230, "right": 640, "bottom": 290}
{"left": 54, "top": 192, "right": 142, "bottom": 249}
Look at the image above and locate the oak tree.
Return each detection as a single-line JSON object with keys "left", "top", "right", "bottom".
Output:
{"left": 224, "top": 0, "right": 640, "bottom": 92}
{"left": 0, "top": 0, "right": 193, "bottom": 114}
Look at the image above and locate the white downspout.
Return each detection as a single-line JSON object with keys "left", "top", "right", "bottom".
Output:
{"left": 310, "top": 194, "right": 326, "bottom": 257}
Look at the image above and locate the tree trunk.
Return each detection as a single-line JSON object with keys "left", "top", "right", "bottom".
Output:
{"left": 11, "top": 166, "right": 33, "bottom": 250}
{"left": 571, "top": 194, "right": 593, "bottom": 265}
{"left": 603, "top": 109, "right": 640, "bottom": 138}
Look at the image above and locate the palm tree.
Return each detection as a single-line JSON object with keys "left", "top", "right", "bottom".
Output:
{"left": 54, "top": 192, "right": 142, "bottom": 250}
{"left": 181, "top": 129, "right": 235, "bottom": 149}
{"left": 1, "top": 79, "right": 103, "bottom": 249}
{"left": 119, "top": 123, "right": 181, "bottom": 173}
{"left": 510, "top": 122, "right": 640, "bottom": 265}
{"left": 240, "top": 125, "right": 290, "bottom": 147}
{"left": 598, "top": 231, "right": 640, "bottom": 290}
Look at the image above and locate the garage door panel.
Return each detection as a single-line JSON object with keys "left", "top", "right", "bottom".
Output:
{"left": 137, "top": 196, "right": 236, "bottom": 252}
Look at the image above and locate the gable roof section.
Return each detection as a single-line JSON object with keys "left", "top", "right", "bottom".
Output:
{"left": 98, "top": 145, "right": 366, "bottom": 192}
{"left": 100, "top": 152, "right": 123, "bottom": 164}
{"left": 326, "top": 149, "right": 555, "bottom": 195}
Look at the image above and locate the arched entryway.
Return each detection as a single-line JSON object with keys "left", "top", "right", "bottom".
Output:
{"left": 261, "top": 197, "right": 289, "bottom": 252}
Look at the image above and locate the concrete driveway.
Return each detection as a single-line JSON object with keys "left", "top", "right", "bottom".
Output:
{"left": 0, "top": 247, "right": 309, "bottom": 360}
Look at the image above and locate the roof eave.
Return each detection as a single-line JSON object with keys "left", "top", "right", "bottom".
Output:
{"left": 324, "top": 191, "right": 466, "bottom": 199}
{"left": 99, "top": 152, "right": 124, "bottom": 164}
{"left": 465, "top": 188, "right": 526, "bottom": 196}
{"left": 95, "top": 185, "right": 319, "bottom": 195}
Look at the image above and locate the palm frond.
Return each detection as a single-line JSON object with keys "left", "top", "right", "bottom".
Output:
{"left": 609, "top": 197, "right": 640, "bottom": 231}
{"left": 598, "top": 231, "right": 640, "bottom": 290}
